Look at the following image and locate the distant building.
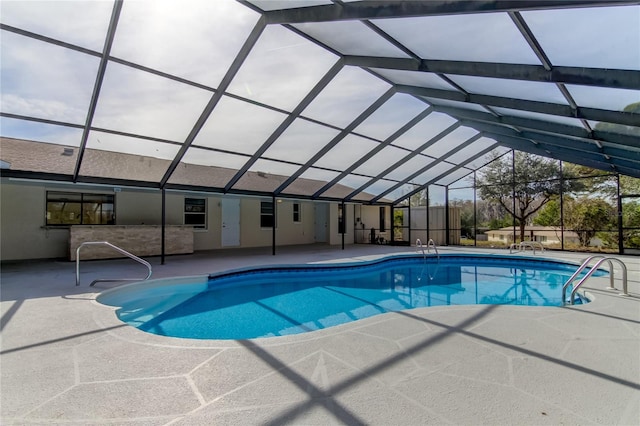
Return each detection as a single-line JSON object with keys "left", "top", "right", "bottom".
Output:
{"left": 485, "top": 226, "right": 603, "bottom": 247}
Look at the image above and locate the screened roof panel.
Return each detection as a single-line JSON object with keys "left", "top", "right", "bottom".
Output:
{"left": 111, "top": 1, "right": 259, "bottom": 88}
{"left": 435, "top": 168, "right": 473, "bottom": 187}
{"left": 1, "top": 32, "right": 99, "bottom": 124}
{"left": 412, "top": 162, "right": 457, "bottom": 186}
{"left": 282, "top": 167, "right": 340, "bottom": 196}
{"left": 0, "top": 137, "right": 78, "bottom": 175}
{"left": 180, "top": 147, "right": 248, "bottom": 169}
{"left": 232, "top": 160, "right": 300, "bottom": 192}
{"left": 491, "top": 107, "right": 585, "bottom": 127}
{"left": 312, "top": 134, "right": 380, "bottom": 170}
{"left": 292, "top": 21, "right": 411, "bottom": 58}
{"left": 392, "top": 112, "right": 458, "bottom": 150}
{"left": 2, "top": 0, "right": 639, "bottom": 202}
{"left": 383, "top": 156, "right": 434, "bottom": 182}
{"left": 92, "top": 62, "right": 212, "bottom": 141}
{"left": 421, "top": 127, "right": 479, "bottom": 158}
{"left": 192, "top": 95, "right": 287, "bottom": 155}
{"left": 86, "top": 131, "right": 180, "bottom": 161}
{"left": 261, "top": 119, "right": 340, "bottom": 164}
{"left": 329, "top": 174, "right": 376, "bottom": 198}
{"left": 168, "top": 161, "right": 237, "bottom": 188}
{"left": 445, "top": 137, "right": 500, "bottom": 164}
{"left": 589, "top": 120, "right": 640, "bottom": 137}
{"left": 226, "top": 25, "right": 338, "bottom": 111}
{"left": 0, "top": 0, "right": 113, "bottom": 51}
{"left": 420, "top": 97, "right": 490, "bottom": 113}
{"left": 447, "top": 75, "right": 570, "bottom": 105}
{"left": 522, "top": 6, "right": 640, "bottom": 70}
{"left": 300, "top": 67, "right": 391, "bottom": 128}
{"left": 352, "top": 93, "right": 429, "bottom": 140}
{"left": 384, "top": 184, "right": 418, "bottom": 204}
{"left": 357, "top": 179, "right": 398, "bottom": 200}
{"left": 463, "top": 147, "right": 512, "bottom": 170}
{"left": 248, "top": 1, "right": 332, "bottom": 12}
{"left": 353, "top": 146, "right": 411, "bottom": 177}
{"left": 79, "top": 149, "right": 170, "bottom": 183}
{"left": 0, "top": 117, "right": 82, "bottom": 147}
{"left": 564, "top": 85, "right": 640, "bottom": 112}
{"left": 369, "top": 68, "right": 458, "bottom": 91}
{"left": 372, "top": 13, "right": 542, "bottom": 64}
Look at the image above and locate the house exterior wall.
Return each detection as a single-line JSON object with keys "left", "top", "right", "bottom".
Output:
{"left": 0, "top": 180, "right": 344, "bottom": 261}
{"left": 1, "top": 182, "right": 69, "bottom": 260}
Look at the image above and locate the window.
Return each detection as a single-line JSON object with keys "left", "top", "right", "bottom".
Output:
{"left": 46, "top": 191, "right": 114, "bottom": 225}
{"left": 379, "top": 206, "right": 386, "bottom": 232}
{"left": 261, "top": 201, "right": 274, "bottom": 228}
{"left": 293, "top": 203, "right": 301, "bottom": 223}
{"left": 184, "top": 198, "right": 206, "bottom": 229}
{"left": 338, "top": 204, "right": 345, "bottom": 234}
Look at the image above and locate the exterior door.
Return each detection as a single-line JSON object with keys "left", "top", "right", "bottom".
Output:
{"left": 314, "top": 204, "right": 328, "bottom": 243}
{"left": 221, "top": 198, "right": 240, "bottom": 247}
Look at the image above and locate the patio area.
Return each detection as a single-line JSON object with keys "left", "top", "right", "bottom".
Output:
{"left": 1, "top": 244, "right": 639, "bottom": 425}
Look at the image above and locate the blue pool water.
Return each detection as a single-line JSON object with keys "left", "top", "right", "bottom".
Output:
{"left": 98, "top": 254, "right": 596, "bottom": 340}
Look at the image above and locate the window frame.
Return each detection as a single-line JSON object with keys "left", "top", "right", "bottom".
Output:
{"left": 45, "top": 191, "right": 115, "bottom": 226}
{"left": 293, "top": 202, "right": 301, "bottom": 223}
{"left": 184, "top": 197, "right": 207, "bottom": 230}
{"left": 260, "top": 201, "right": 274, "bottom": 228}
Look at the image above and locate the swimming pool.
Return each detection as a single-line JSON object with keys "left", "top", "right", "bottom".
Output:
{"left": 97, "top": 254, "right": 595, "bottom": 340}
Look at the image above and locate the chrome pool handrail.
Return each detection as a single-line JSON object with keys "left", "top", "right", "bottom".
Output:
{"left": 509, "top": 241, "right": 544, "bottom": 254}
{"left": 562, "top": 255, "right": 628, "bottom": 305}
{"left": 75, "top": 241, "right": 152, "bottom": 286}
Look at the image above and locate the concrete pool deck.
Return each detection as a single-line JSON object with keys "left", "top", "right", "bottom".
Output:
{"left": 1, "top": 244, "right": 639, "bottom": 425}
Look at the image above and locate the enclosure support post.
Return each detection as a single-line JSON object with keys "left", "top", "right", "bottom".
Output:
{"left": 473, "top": 171, "right": 477, "bottom": 247}
{"left": 617, "top": 174, "right": 623, "bottom": 255}
{"left": 445, "top": 185, "right": 450, "bottom": 246}
{"left": 407, "top": 202, "right": 411, "bottom": 246}
{"left": 511, "top": 150, "right": 516, "bottom": 244}
{"left": 161, "top": 188, "right": 166, "bottom": 265}
{"left": 560, "top": 161, "right": 565, "bottom": 251}
{"left": 426, "top": 187, "right": 430, "bottom": 241}
{"left": 272, "top": 195, "right": 277, "bottom": 256}
{"left": 341, "top": 201, "right": 345, "bottom": 250}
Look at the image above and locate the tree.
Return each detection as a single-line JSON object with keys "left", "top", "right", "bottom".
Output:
{"left": 594, "top": 101, "right": 640, "bottom": 137}
{"left": 533, "top": 197, "right": 561, "bottom": 226}
{"left": 564, "top": 198, "right": 615, "bottom": 246}
{"left": 477, "top": 152, "right": 583, "bottom": 241}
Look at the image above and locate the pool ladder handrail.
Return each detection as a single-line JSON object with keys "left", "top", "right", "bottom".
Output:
{"left": 75, "top": 241, "right": 152, "bottom": 286}
{"left": 416, "top": 238, "right": 439, "bottom": 260}
{"left": 509, "top": 241, "right": 544, "bottom": 254}
{"left": 562, "top": 255, "right": 628, "bottom": 305}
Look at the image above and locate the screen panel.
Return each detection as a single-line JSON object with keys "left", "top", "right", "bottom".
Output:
{"left": 111, "top": 0, "right": 259, "bottom": 88}
{"left": 92, "top": 62, "right": 212, "bottom": 141}
{"left": 227, "top": 25, "right": 338, "bottom": 111}
{"left": 1, "top": 32, "right": 100, "bottom": 124}
{"left": 522, "top": 6, "right": 640, "bottom": 70}
{"left": 373, "top": 13, "right": 541, "bottom": 64}
{"left": 193, "top": 95, "right": 287, "bottom": 155}
{"left": 293, "top": 21, "right": 411, "bottom": 57}
{"left": 301, "top": 67, "right": 391, "bottom": 128}
{"left": 0, "top": 0, "right": 113, "bottom": 51}
{"left": 353, "top": 93, "right": 430, "bottom": 140}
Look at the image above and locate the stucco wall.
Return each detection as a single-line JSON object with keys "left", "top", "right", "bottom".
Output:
{"left": 0, "top": 182, "right": 69, "bottom": 260}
